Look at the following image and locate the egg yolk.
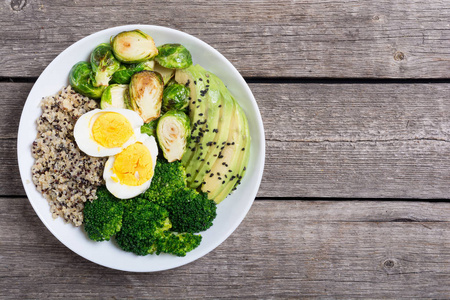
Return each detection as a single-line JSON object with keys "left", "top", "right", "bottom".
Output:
{"left": 112, "top": 142, "right": 153, "bottom": 186}
{"left": 92, "top": 112, "right": 134, "bottom": 148}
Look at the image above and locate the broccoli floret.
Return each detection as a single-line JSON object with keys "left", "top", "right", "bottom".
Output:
{"left": 156, "top": 232, "right": 202, "bottom": 257}
{"left": 83, "top": 187, "right": 125, "bottom": 241}
{"left": 143, "top": 157, "right": 217, "bottom": 233}
{"left": 115, "top": 197, "right": 202, "bottom": 256}
{"left": 166, "top": 188, "right": 217, "bottom": 233}
{"left": 115, "top": 198, "right": 171, "bottom": 256}
{"left": 144, "top": 157, "right": 187, "bottom": 206}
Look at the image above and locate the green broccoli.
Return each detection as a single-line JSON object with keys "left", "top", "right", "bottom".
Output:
{"left": 83, "top": 187, "right": 125, "bottom": 241}
{"left": 115, "top": 197, "right": 202, "bottom": 257}
{"left": 115, "top": 197, "right": 171, "bottom": 256}
{"left": 165, "top": 188, "right": 217, "bottom": 233}
{"left": 144, "top": 157, "right": 187, "bottom": 206}
{"left": 156, "top": 232, "right": 202, "bottom": 257}
{"left": 143, "top": 157, "right": 217, "bottom": 233}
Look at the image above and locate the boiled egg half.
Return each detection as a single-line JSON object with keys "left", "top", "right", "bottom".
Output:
{"left": 103, "top": 134, "right": 158, "bottom": 199}
{"left": 74, "top": 108, "right": 143, "bottom": 157}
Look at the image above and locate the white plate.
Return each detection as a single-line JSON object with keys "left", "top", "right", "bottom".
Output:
{"left": 17, "top": 25, "right": 265, "bottom": 272}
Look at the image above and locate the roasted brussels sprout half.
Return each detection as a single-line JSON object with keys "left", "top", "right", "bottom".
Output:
{"left": 111, "top": 60, "right": 155, "bottom": 84}
{"left": 155, "top": 44, "right": 193, "bottom": 69}
{"left": 156, "top": 110, "right": 191, "bottom": 162}
{"left": 111, "top": 30, "right": 158, "bottom": 63}
{"left": 129, "top": 71, "right": 164, "bottom": 122}
{"left": 162, "top": 83, "right": 190, "bottom": 112}
{"left": 141, "top": 119, "right": 158, "bottom": 137}
{"left": 69, "top": 61, "right": 106, "bottom": 99}
{"left": 90, "top": 43, "right": 121, "bottom": 87}
{"left": 100, "top": 84, "right": 129, "bottom": 109}
{"left": 153, "top": 62, "right": 175, "bottom": 85}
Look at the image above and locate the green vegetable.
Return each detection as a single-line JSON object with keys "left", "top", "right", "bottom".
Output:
{"left": 83, "top": 187, "right": 125, "bottom": 241}
{"left": 69, "top": 61, "right": 106, "bottom": 99}
{"left": 164, "top": 188, "right": 217, "bottom": 233}
{"left": 100, "top": 84, "right": 129, "bottom": 109}
{"left": 156, "top": 110, "right": 191, "bottom": 162}
{"left": 156, "top": 231, "right": 202, "bottom": 257}
{"left": 154, "top": 62, "right": 175, "bottom": 85}
{"left": 144, "top": 158, "right": 217, "bottom": 233}
{"left": 111, "top": 30, "right": 158, "bottom": 63}
{"left": 90, "top": 43, "right": 121, "bottom": 87}
{"left": 115, "top": 197, "right": 201, "bottom": 256}
{"left": 129, "top": 70, "right": 164, "bottom": 122}
{"left": 115, "top": 198, "right": 171, "bottom": 256}
{"left": 140, "top": 119, "right": 159, "bottom": 137}
{"left": 155, "top": 44, "right": 193, "bottom": 69}
{"left": 111, "top": 60, "right": 155, "bottom": 84}
{"left": 144, "top": 158, "right": 187, "bottom": 206}
{"left": 162, "top": 83, "right": 190, "bottom": 112}
{"left": 175, "top": 64, "right": 251, "bottom": 203}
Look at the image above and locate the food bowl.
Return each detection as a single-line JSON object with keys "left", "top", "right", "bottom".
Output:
{"left": 17, "top": 24, "right": 265, "bottom": 272}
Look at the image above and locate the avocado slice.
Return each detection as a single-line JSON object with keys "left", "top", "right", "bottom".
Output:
{"left": 188, "top": 73, "right": 235, "bottom": 188}
{"left": 213, "top": 103, "right": 251, "bottom": 203}
{"left": 200, "top": 97, "right": 249, "bottom": 202}
{"left": 175, "top": 64, "right": 251, "bottom": 202}
{"left": 175, "top": 65, "right": 215, "bottom": 186}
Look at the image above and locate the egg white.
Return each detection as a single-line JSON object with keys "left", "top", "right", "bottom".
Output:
{"left": 74, "top": 108, "right": 143, "bottom": 157}
{"left": 103, "top": 134, "right": 159, "bottom": 199}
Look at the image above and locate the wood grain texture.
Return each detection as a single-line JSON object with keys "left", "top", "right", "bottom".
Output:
{"left": 3, "top": 82, "right": 450, "bottom": 198}
{"left": 1, "top": 0, "right": 449, "bottom": 78}
{"left": 0, "top": 197, "right": 449, "bottom": 299}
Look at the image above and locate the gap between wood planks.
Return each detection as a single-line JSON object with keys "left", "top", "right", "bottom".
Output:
{"left": 1, "top": 77, "right": 450, "bottom": 84}
{"left": 3, "top": 194, "right": 450, "bottom": 203}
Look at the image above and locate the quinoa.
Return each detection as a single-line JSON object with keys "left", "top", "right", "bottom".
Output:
{"left": 31, "top": 86, "right": 106, "bottom": 226}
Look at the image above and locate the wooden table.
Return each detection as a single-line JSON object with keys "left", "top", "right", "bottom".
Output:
{"left": 2, "top": 1, "right": 449, "bottom": 298}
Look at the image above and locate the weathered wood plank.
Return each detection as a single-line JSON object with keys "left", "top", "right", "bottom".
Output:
{"left": 4, "top": 82, "right": 450, "bottom": 198}
{"left": 1, "top": 0, "right": 449, "bottom": 78}
{"left": 1, "top": 197, "right": 449, "bottom": 298}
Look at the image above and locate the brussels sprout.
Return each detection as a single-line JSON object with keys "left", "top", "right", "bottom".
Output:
{"left": 129, "top": 71, "right": 164, "bottom": 122}
{"left": 153, "top": 62, "right": 175, "bottom": 85}
{"left": 100, "top": 84, "right": 129, "bottom": 109}
{"left": 111, "top": 30, "right": 158, "bottom": 63}
{"left": 162, "top": 83, "right": 190, "bottom": 112}
{"left": 156, "top": 110, "right": 191, "bottom": 162}
{"left": 111, "top": 60, "right": 155, "bottom": 84}
{"left": 155, "top": 44, "right": 193, "bottom": 69}
{"left": 140, "top": 119, "right": 158, "bottom": 137}
{"left": 69, "top": 61, "right": 106, "bottom": 99}
{"left": 90, "top": 43, "right": 121, "bottom": 87}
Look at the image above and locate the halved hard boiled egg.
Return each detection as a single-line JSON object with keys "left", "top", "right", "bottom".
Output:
{"left": 103, "top": 134, "right": 158, "bottom": 199}
{"left": 74, "top": 108, "right": 143, "bottom": 157}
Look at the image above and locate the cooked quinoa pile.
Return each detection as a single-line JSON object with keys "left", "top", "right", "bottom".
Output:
{"left": 31, "top": 86, "right": 106, "bottom": 226}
